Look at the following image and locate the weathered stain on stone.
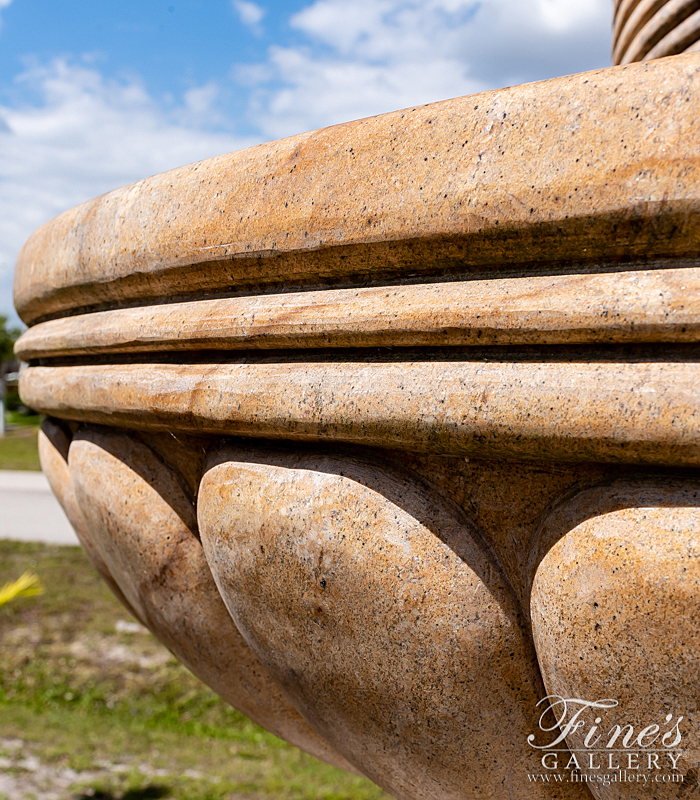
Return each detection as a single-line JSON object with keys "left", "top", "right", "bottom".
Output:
{"left": 15, "top": 267, "right": 700, "bottom": 359}
{"left": 531, "top": 480, "right": 700, "bottom": 798}
{"left": 197, "top": 445, "right": 583, "bottom": 800}
{"left": 13, "top": 28, "right": 700, "bottom": 800}
{"left": 67, "top": 427, "right": 358, "bottom": 773}
{"left": 19, "top": 360, "right": 700, "bottom": 466}
{"left": 13, "top": 55, "right": 700, "bottom": 325}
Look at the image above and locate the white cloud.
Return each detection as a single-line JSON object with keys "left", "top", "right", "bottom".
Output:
{"left": 233, "top": 0, "right": 265, "bottom": 29}
{"left": 0, "top": 1, "right": 614, "bottom": 324}
{"left": 535, "top": 0, "right": 607, "bottom": 32}
{"left": 242, "top": 0, "right": 611, "bottom": 138}
{"left": 0, "top": 60, "right": 253, "bottom": 323}
{"left": 183, "top": 82, "right": 220, "bottom": 117}
{"left": 0, "top": 0, "right": 11, "bottom": 32}
{"left": 250, "top": 43, "right": 482, "bottom": 139}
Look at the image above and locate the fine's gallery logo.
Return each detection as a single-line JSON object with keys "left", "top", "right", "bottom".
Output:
{"left": 526, "top": 696, "right": 685, "bottom": 788}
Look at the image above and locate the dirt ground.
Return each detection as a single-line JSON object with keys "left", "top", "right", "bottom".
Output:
{"left": 0, "top": 540, "right": 390, "bottom": 800}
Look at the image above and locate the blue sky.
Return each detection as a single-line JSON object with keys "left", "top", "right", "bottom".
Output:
{"left": 0, "top": 0, "right": 612, "bottom": 326}
{"left": 0, "top": 0, "right": 311, "bottom": 137}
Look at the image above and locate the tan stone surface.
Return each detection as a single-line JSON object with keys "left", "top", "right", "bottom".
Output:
{"left": 19, "top": 360, "right": 700, "bottom": 466}
{"left": 135, "top": 430, "right": 209, "bottom": 507}
{"left": 13, "top": 24, "right": 700, "bottom": 799}
{"left": 67, "top": 427, "right": 358, "bottom": 773}
{"left": 613, "top": 0, "right": 666, "bottom": 61}
{"left": 14, "top": 266, "right": 700, "bottom": 360}
{"left": 399, "top": 453, "right": 610, "bottom": 615}
{"left": 13, "top": 54, "right": 700, "bottom": 325}
{"left": 37, "top": 418, "right": 144, "bottom": 622}
{"left": 645, "top": 9, "right": 700, "bottom": 60}
{"left": 38, "top": 418, "right": 90, "bottom": 542}
{"left": 614, "top": 0, "right": 700, "bottom": 63}
{"left": 531, "top": 480, "right": 700, "bottom": 798}
{"left": 197, "top": 445, "right": 585, "bottom": 800}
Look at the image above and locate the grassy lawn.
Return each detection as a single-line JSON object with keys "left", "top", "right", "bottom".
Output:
{"left": 0, "top": 540, "right": 391, "bottom": 800}
{"left": 0, "top": 413, "right": 42, "bottom": 471}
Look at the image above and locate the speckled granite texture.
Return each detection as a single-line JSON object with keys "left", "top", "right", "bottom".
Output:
{"left": 14, "top": 45, "right": 700, "bottom": 800}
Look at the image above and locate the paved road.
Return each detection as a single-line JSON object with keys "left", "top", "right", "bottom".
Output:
{"left": 0, "top": 470, "right": 80, "bottom": 546}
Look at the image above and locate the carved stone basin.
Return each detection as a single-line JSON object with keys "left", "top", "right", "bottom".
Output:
{"left": 12, "top": 31, "right": 700, "bottom": 800}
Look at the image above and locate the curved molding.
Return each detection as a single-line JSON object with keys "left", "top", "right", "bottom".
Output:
{"left": 614, "top": 0, "right": 700, "bottom": 63}
{"left": 613, "top": 0, "right": 668, "bottom": 62}
{"left": 13, "top": 54, "right": 700, "bottom": 325}
{"left": 14, "top": 31, "right": 700, "bottom": 798}
{"left": 531, "top": 480, "right": 700, "bottom": 796}
{"left": 20, "top": 360, "right": 700, "bottom": 466}
{"left": 197, "top": 446, "right": 547, "bottom": 799}
{"left": 38, "top": 418, "right": 142, "bottom": 623}
{"left": 15, "top": 267, "right": 700, "bottom": 360}
{"left": 64, "top": 426, "right": 357, "bottom": 773}
{"left": 36, "top": 419, "right": 700, "bottom": 797}
{"left": 646, "top": 7, "right": 700, "bottom": 59}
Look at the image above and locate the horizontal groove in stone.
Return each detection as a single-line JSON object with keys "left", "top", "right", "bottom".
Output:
{"left": 615, "top": 0, "right": 642, "bottom": 36}
{"left": 24, "top": 342, "right": 700, "bottom": 368}
{"left": 613, "top": 0, "right": 641, "bottom": 47}
{"left": 13, "top": 54, "right": 700, "bottom": 326}
{"left": 20, "top": 362, "right": 700, "bottom": 466}
{"left": 15, "top": 267, "right": 700, "bottom": 361}
{"left": 613, "top": 0, "right": 669, "bottom": 64}
{"left": 18, "top": 257, "right": 700, "bottom": 328}
{"left": 645, "top": 7, "right": 700, "bottom": 58}
{"left": 619, "top": 0, "right": 700, "bottom": 63}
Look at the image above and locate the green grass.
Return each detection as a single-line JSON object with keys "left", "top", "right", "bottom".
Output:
{"left": 0, "top": 413, "right": 42, "bottom": 470}
{"left": 5, "top": 410, "right": 42, "bottom": 427}
{"left": 0, "top": 540, "right": 391, "bottom": 800}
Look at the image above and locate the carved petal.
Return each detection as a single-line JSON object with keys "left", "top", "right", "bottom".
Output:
{"left": 532, "top": 481, "right": 700, "bottom": 799}
{"left": 198, "top": 447, "right": 572, "bottom": 800}
{"left": 68, "top": 428, "right": 355, "bottom": 772}
{"left": 38, "top": 418, "right": 142, "bottom": 622}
